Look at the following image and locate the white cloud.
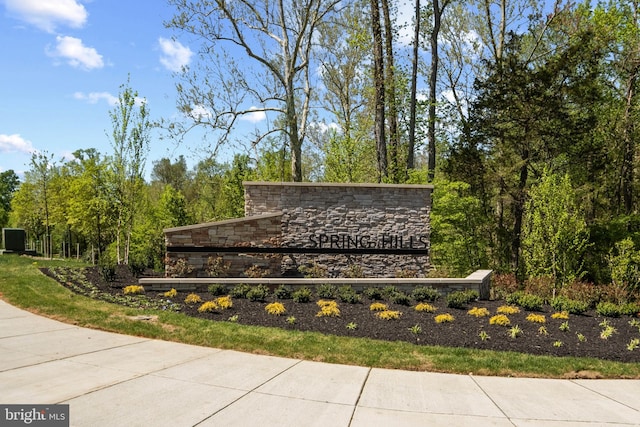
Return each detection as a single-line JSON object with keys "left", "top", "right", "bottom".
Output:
{"left": 240, "top": 107, "right": 266, "bottom": 123}
{"left": 4, "top": 0, "right": 87, "bottom": 33}
{"left": 187, "top": 104, "right": 213, "bottom": 121}
{"left": 0, "top": 134, "right": 36, "bottom": 154}
{"left": 395, "top": 0, "right": 415, "bottom": 46}
{"left": 312, "top": 121, "right": 340, "bottom": 134}
{"left": 158, "top": 37, "right": 192, "bottom": 72}
{"left": 73, "top": 91, "right": 118, "bottom": 106}
{"left": 48, "top": 36, "right": 104, "bottom": 70}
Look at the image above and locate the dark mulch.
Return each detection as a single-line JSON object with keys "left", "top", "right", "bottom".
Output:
{"left": 45, "top": 266, "right": 640, "bottom": 363}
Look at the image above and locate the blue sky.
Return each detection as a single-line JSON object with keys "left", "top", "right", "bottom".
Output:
{"left": 0, "top": 0, "right": 207, "bottom": 179}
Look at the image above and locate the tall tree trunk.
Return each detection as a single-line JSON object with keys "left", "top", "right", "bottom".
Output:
{"left": 512, "top": 149, "right": 529, "bottom": 276}
{"left": 407, "top": 0, "right": 421, "bottom": 174}
{"left": 371, "top": 0, "right": 387, "bottom": 181}
{"left": 427, "top": 0, "right": 449, "bottom": 181}
{"left": 621, "top": 66, "right": 638, "bottom": 214}
{"left": 381, "top": 0, "right": 399, "bottom": 182}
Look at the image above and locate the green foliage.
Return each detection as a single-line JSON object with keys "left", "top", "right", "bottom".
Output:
{"left": 362, "top": 287, "right": 383, "bottom": 300}
{"left": 389, "top": 291, "right": 411, "bottom": 306}
{"left": 337, "top": 285, "right": 361, "bottom": 304}
{"left": 381, "top": 286, "right": 399, "bottom": 299}
{"left": 229, "top": 283, "right": 252, "bottom": 299}
{"left": 596, "top": 301, "right": 621, "bottom": 318}
{"left": 620, "top": 302, "right": 640, "bottom": 316}
{"left": 108, "top": 77, "right": 151, "bottom": 265}
{"left": 292, "top": 287, "right": 313, "bottom": 303}
{"left": 273, "top": 285, "right": 292, "bottom": 300}
{"left": 429, "top": 178, "right": 489, "bottom": 276}
{"left": 150, "top": 155, "right": 192, "bottom": 193}
{"left": 411, "top": 286, "right": 440, "bottom": 302}
{"left": 316, "top": 284, "right": 337, "bottom": 299}
{"left": 446, "top": 290, "right": 479, "bottom": 309}
{"left": 0, "top": 170, "right": 19, "bottom": 229}
{"left": 321, "top": 131, "right": 377, "bottom": 183}
{"left": 208, "top": 283, "right": 228, "bottom": 296}
{"left": 608, "top": 238, "right": 640, "bottom": 292}
{"left": 507, "top": 292, "right": 544, "bottom": 312}
{"left": 551, "top": 296, "right": 589, "bottom": 315}
{"left": 522, "top": 170, "right": 590, "bottom": 291}
{"left": 246, "top": 284, "right": 270, "bottom": 302}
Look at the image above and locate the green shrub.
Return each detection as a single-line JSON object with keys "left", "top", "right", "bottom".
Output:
{"left": 316, "top": 284, "right": 337, "bottom": 299}
{"left": 338, "top": 285, "right": 361, "bottom": 304}
{"left": 596, "top": 301, "right": 621, "bottom": 318}
{"left": 550, "top": 296, "right": 589, "bottom": 315}
{"left": 446, "top": 290, "right": 478, "bottom": 309}
{"left": 620, "top": 302, "right": 640, "bottom": 316}
{"left": 273, "top": 285, "right": 292, "bottom": 300}
{"left": 246, "top": 284, "right": 270, "bottom": 302}
{"left": 516, "top": 293, "right": 544, "bottom": 312}
{"left": 505, "top": 291, "right": 525, "bottom": 306}
{"left": 99, "top": 263, "right": 117, "bottom": 282}
{"left": 292, "top": 287, "right": 313, "bottom": 303}
{"left": 208, "top": 283, "right": 228, "bottom": 296}
{"left": 389, "top": 291, "right": 411, "bottom": 306}
{"left": 382, "top": 285, "right": 399, "bottom": 299}
{"left": 229, "top": 283, "right": 252, "bottom": 299}
{"left": 362, "top": 287, "right": 383, "bottom": 300}
{"left": 411, "top": 286, "right": 440, "bottom": 302}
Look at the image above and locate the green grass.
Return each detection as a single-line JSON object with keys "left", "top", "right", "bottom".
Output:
{"left": 1, "top": 255, "right": 639, "bottom": 379}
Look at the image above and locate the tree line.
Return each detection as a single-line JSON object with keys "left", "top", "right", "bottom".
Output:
{"left": 1, "top": 0, "right": 640, "bottom": 295}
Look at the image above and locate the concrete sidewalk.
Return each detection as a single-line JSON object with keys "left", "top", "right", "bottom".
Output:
{"left": 0, "top": 299, "right": 638, "bottom": 427}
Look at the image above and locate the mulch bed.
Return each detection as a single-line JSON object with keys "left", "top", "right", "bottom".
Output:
{"left": 45, "top": 266, "right": 640, "bottom": 363}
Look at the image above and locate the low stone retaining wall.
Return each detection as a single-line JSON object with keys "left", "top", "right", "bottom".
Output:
{"left": 139, "top": 270, "right": 492, "bottom": 300}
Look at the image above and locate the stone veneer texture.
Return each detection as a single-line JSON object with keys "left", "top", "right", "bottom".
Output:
{"left": 164, "top": 182, "right": 433, "bottom": 278}
{"left": 244, "top": 182, "right": 433, "bottom": 277}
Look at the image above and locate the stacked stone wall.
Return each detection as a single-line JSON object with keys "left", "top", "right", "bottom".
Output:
{"left": 164, "top": 213, "right": 282, "bottom": 277}
{"left": 245, "top": 182, "right": 432, "bottom": 277}
{"left": 164, "top": 182, "right": 433, "bottom": 278}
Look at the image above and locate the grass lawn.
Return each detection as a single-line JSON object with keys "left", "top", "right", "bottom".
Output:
{"left": 1, "top": 255, "right": 639, "bottom": 378}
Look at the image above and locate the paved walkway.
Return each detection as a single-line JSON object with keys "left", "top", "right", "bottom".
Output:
{"left": 0, "top": 299, "right": 639, "bottom": 427}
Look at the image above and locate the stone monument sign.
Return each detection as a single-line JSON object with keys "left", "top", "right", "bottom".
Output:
{"left": 164, "top": 182, "right": 433, "bottom": 278}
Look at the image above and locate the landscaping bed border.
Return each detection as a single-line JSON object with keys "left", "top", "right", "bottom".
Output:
{"left": 139, "top": 269, "right": 492, "bottom": 299}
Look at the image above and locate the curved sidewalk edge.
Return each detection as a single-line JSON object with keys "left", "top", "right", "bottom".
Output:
{"left": 0, "top": 299, "right": 638, "bottom": 427}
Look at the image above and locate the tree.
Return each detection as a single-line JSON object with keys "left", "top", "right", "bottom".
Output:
{"left": 465, "top": 27, "right": 603, "bottom": 273}
{"left": 370, "top": 0, "right": 387, "bottom": 181}
{"left": 0, "top": 170, "right": 19, "bottom": 229}
{"left": 426, "top": 0, "right": 453, "bottom": 181}
{"left": 9, "top": 181, "right": 45, "bottom": 248}
{"left": 315, "top": 0, "right": 377, "bottom": 182}
{"left": 166, "top": 0, "right": 341, "bottom": 182}
{"left": 29, "top": 152, "right": 55, "bottom": 258}
{"left": 150, "top": 155, "right": 192, "bottom": 193}
{"left": 108, "top": 79, "right": 151, "bottom": 265}
{"left": 430, "top": 177, "right": 489, "bottom": 275}
{"left": 521, "top": 170, "right": 590, "bottom": 294}
{"left": 407, "top": 0, "right": 422, "bottom": 172}
{"left": 65, "top": 149, "right": 115, "bottom": 261}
